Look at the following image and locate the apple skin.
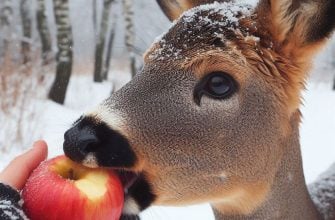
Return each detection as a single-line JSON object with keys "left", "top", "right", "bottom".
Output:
{"left": 22, "top": 155, "right": 124, "bottom": 220}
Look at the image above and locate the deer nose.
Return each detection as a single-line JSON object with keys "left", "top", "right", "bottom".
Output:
{"left": 63, "top": 126, "right": 100, "bottom": 162}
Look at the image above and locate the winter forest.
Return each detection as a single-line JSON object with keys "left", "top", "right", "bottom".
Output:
{"left": 0, "top": 0, "right": 170, "bottom": 150}
{"left": 0, "top": 0, "right": 334, "bottom": 219}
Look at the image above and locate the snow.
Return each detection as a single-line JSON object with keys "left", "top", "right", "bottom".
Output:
{"left": 181, "top": 2, "right": 251, "bottom": 25}
{"left": 0, "top": 65, "right": 334, "bottom": 219}
{"left": 1, "top": 0, "right": 335, "bottom": 219}
{"left": 309, "top": 163, "right": 335, "bottom": 220}
{"left": 301, "top": 83, "right": 335, "bottom": 183}
{"left": 148, "top": 2, "right": 258, "bottom": 62}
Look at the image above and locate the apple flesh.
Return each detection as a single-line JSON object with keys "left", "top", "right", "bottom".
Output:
{"left": 22, "top": 155, "right": 124, "bottom": 220}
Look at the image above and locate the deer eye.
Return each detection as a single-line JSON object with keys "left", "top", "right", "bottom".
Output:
{"left": 194, "top": 72, "right": 237, "bottom": 105}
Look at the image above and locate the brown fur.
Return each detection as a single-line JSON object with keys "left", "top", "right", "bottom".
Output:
{"left": 140, "top": 1, "right": 333, "bottom": 218}
{"left": 73, "top": 0, "right": 335, "bottom": 219}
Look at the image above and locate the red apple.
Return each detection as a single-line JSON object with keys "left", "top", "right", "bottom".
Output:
{"left": 22, "top": 155, "right": 124, "bottom": 220}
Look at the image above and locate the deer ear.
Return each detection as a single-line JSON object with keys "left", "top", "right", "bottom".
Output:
{"left": 256, "top": 0, "right": 335, "bottom": 58}
{"left": 156, "top": 0, "right": 222, "bottom": 21}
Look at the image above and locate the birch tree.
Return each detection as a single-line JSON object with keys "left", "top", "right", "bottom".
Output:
{"left": 102, "top": 12, "right": 117, "bottom": 80}
{"left": 20, "top": 0, "right": 32, "bottom": 64}
{"left": 122, "top": 0, "right": 136, "bottom": 78}
{"left": 93, "top": 0, "right": 114, "bottom": 82}
{"left": 92, "top": 0, "right": 97, "bottom": 33}
{"left": 0, "top": 0, "right": 13, "bottom": 56}
{"left": 36, "top": 0, "right": 52, "bottom": 64}
{"left": 331, "top": 44, "right": 335, "bottom": 90}
{"left": 48, "top": 0, "right": 73, "bottom": 104}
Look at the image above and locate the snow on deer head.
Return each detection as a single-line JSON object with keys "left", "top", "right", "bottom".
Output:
{"left": 63, "top": 0, "right": 335, "bottom": 219}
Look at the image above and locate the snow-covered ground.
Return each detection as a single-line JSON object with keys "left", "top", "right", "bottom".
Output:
{"left": 1, "top": 0, "right": 334, "bottom": 219}
{"left": 1, "top": 38, "right": 335, "bottom": 220}
{"left": 1, "top": 63, "right": 334, "bottom": 219}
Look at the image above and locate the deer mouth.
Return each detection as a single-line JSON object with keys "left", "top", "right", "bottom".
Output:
{"left": 63, "top": 115, "right": 156, "bottom": 215}
{"left": 117, "top": 170, "right": 140, "bottom": 192}
{"left": 80, "top": 154, "right": 155, "bottom": 216}
{"left": 116, "top": 170, "right": 156, "bottom": 217}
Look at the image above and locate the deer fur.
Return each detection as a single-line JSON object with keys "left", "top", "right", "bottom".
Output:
{"left": 63, "top": 0, "right": 335, "bottom": 219}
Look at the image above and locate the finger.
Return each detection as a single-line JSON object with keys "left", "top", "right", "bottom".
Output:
{"left": 0, "top": 140, "right": 48, "bottom": 190}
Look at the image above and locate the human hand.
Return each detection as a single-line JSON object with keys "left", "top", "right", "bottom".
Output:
{"left": 0, "top": 140, "right": 48, "bottom": 190}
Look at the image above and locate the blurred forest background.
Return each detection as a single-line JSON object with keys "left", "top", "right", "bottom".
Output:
{"left": 0, "top": 0, "right": 172, "bottom": 150}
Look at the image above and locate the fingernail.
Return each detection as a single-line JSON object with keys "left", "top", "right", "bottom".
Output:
{"left": 29, "top": 141, "right": 41, "bottom": 151}
{"left": 32, "top": 140, "right": 42, "bottom": 148}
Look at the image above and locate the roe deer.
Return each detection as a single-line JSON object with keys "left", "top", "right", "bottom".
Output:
{"left": 63, "top": 0, "right": 335, "bottom": 219}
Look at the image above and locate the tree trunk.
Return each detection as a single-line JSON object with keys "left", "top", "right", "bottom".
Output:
{"left": 102, "top": 13, "right": 117, "bottom": 80}
{"left": 20, "top": 0, "right": 32, "bottom": 64}
{"left": 93, "top": 0, "right": 113, "bottom": 82}
{"left": 36, "top": 0, "right": 52, "bottom": 64}
{"left": 48, "top": 0, "right": 73, "bottom": 104}
{"left": 0, "top": 0, "right": 13, "bottom": 56}
{"left": 122, "top": 0, "right": 136, "bottom": 78}
{"left": 92, "top": 0, "right": 97, "bottom": 33}
{"left": 332, "top": 46, "right": 335, "bottom": 90}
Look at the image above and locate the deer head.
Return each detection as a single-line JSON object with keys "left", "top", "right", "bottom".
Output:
{"left": 63, "top": 0, "right": 335, "bottom": 219}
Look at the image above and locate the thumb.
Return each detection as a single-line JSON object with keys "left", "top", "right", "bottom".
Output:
{"left": 0, "top": 140, "right": 48, "bottom": 190}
